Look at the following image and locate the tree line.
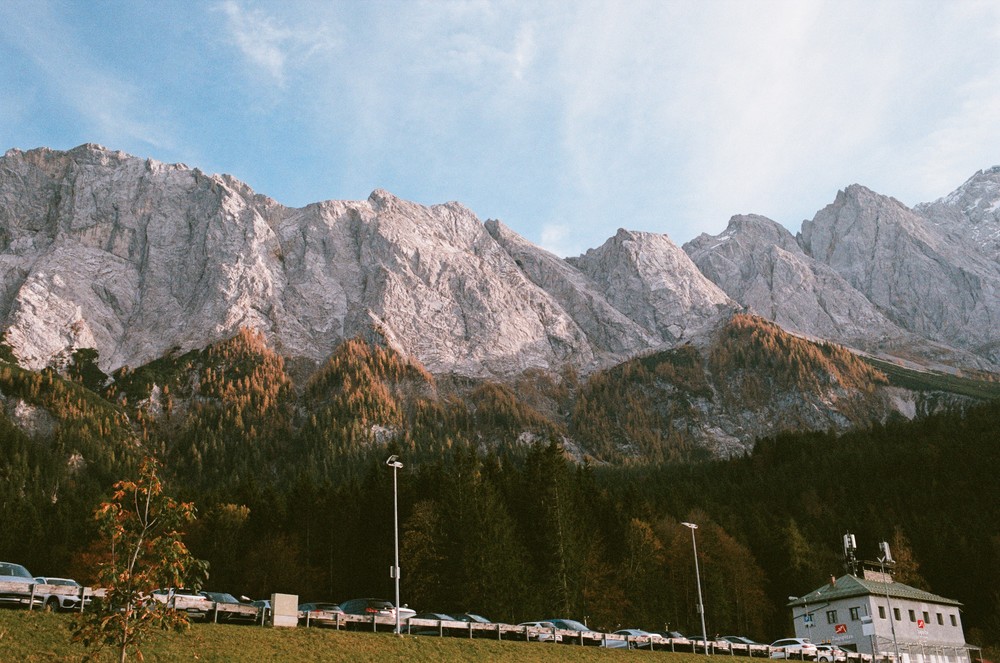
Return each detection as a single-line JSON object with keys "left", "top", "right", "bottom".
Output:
{"left": 0, "top": 329, "right": 997, "bottom": 650}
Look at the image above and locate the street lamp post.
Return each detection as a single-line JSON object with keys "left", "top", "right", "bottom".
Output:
{"left": 789, "top": 596, "right": 812, "bottom": 632}
{"left": 386, "top": 454, "right": 404, "bottom": 636}
{"left": 879, "top": 555, "right": 901, "bottom": 663}
{"left": 682, "top": 521, "right": 709, "bottom": 656}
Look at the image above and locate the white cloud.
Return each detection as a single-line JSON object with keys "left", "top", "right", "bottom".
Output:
{"left": 0, "top": 1, "right": 174, "bottom": 151}
{"left": 217, "top": 0, "right": 338, "bottom": 88}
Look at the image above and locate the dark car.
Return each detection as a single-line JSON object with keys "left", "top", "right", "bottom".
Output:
{"left": 408, "top": 612, "right": 461, "bottom": 636}
{"left": 723, "top": 636, "right": 761, "bottom": 646}
{"left": 543, "top": 618, "right": 603, "bottom": 645}
{"left": 339, "top": 598, "right": 414, "bottom": 631}
{"left": 200, "top": 591, "right": 256, "bottom": 623}
{"left": 339, "top": 597, "right": 395, "bottom": 617}
{"left": 298, "top": 602, "right": 345, "bottom": 627}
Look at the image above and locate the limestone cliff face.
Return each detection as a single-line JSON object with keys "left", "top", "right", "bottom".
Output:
{"left": 916, "top": 166, "right": 1000, "bottom": 259}
{"left": 0, "top": 145, "right": 734, "bottom": 376}
{"left": 567, "top": 228, "right": 735, "bottom": 345}
{"left": 685, "top": 176, "right": 1000, "bottom": 371}
{"left": 800, "top": 184, "right": 1000, "bottom": 364}
{"left": 684, "top": 213, "right": 903, "bottom": 347}
{"left": 3, "top": 144, "right": 999, "bottom": 381}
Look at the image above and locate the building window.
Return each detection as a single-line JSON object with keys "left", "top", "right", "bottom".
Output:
{"left": 827, "top": 610, "right": 837, "bottom": 624}
{"left": 923, "top": 611, "right": 930, "bottom": 624}
{"left": 937, "top": 613, "right": 944, "bottom": 625}
{"left": 950, "top": 614, "right": 957, "bottom": 627}
{"left": 850, "top": 607, "right": 860, "bottom": 621}
{"left": 909, "top": 609, "right": 916, "bottom": 622}
{"left": 879, "top": 606, "right": 886, "bottom": 619}
{"left": 894, "top": 608, "right": 901, "bottom": 621}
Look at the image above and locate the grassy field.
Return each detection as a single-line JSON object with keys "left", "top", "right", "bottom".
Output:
{"left": 862, "top": 356, "right": 1000, "bottom": 400}
{"left": 0, "top": 610, "right": 707, "bottom": 662}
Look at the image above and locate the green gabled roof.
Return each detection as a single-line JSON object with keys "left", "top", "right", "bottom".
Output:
{"left": 787, "top": 574, "right": 962, "bottom": 608}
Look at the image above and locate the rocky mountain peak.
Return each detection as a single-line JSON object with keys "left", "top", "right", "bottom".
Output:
{"left": 568, "top": 228, "right": 735, "bottom": 344}
{"left": 915, "top": 166, "right": 1000, "bottom": 259}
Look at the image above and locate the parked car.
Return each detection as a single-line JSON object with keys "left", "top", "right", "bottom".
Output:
{"left": 518, "top": 621, "right": 564, "bottom": 642}
{"left": 690, "top": 635, "right": 729, "bottom": 650}
{"left": 339, "top": 597, "right": 406, "bottom": 617}
{"left": 817, "top": 644, "right": 849, "bottom": 661}
{"left": 339, "top": 597, "right": 414, "bottom": 630}
{"left": 298, "top": 601, "right": 344, "bottom": 627}
{"left": 199, "top": 591, "right": 256, "bottom": 623}
{"left": 34, "top": 577, "right": 90, "bottom": 611}
{"left": 612, "top": 628, "right": 657, "bottom": 649}
{"left": 453, "top": 612, "right": 507, "bottom": 638}
{"left": 0, "top": 562, "right": 41, "bottom": 608}
{"left": 770, "top": 637, "right": 818, "bottom": 659}
{"left": 150, "top": 588, "right": 212, "bottom": 619}
{"left": 543, "top": 618, "right": 604, "bottom": 645}
{"left": 250, "top": 599, "right": 270, "bottom": 621}
{"left": 654, "top": 630, "right": 689, "bottom": 640}
{"left": 408, "top": 612, "right": 462, "bottom": 636}
{"left": 723, "top": 635, "right": 761, "bottom": 646}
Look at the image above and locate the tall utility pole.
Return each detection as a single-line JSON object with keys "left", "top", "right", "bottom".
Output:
{"left": 682, "top": 521, "right": 709, "bottom": 656}
{"left": 386, "top": 455, "right": 404, "bottom": 636}
{"left": 878, "top": 542, "right": 901, "bottom": 663}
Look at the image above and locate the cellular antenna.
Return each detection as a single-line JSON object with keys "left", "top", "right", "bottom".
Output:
{"left": 843, "top": 532, "right": 858, "bottom": 576}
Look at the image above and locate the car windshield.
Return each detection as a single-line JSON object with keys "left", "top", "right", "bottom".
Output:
{"left": 0, "top": 563, "right": 32, "bottom": 578}
{"left": 551, "top": 619, "right": 589, "bottom": 631}
{"left": 202, "top": 592, "right": 239, "bottom": 603}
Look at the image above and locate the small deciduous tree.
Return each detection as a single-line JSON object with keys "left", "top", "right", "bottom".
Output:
{"left": 72, "top": 458, "right": 207, "bottom": 663}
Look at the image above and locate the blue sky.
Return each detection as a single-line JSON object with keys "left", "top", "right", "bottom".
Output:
{"left": 2, "top": 1, "right": 999, "bottom": 256}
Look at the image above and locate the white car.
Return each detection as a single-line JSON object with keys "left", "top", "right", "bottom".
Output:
{"left": 817, "top": 644, "right": 849, "bottom": 661}
{"left": 34, "top": 577, "right": 90, "bottom": 611}
{"left": 150, "top": 588, "right": 213, "bottom": 619}
{"left": 770, "top": 638, "right": 818, "bottom": 659}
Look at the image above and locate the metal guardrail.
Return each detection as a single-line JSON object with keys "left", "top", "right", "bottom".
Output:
{"left": 1, "top": 581, "right": 971, "bottom": 662}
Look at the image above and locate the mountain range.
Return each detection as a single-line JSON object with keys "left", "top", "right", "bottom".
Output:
{"left": 2, "top": 144, "right": 999, "bottom": 455}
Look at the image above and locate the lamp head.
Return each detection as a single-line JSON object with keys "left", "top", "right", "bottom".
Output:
{"left": 681, "top": 522, "right": 698, "bottom": 530}
{"left": 385, "top": 454, "right": 403, "bottom": 469}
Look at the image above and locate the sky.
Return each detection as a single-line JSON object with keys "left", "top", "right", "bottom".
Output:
{"left": 1, "top": 0, "right": 999, "bottom": 257}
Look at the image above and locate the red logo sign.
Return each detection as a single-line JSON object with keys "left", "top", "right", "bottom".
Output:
{"left": 835, "top": 624, "right": 848, "bottom": 634}
{"left": 917, "top": 619, "right": 925, "bottom": 629}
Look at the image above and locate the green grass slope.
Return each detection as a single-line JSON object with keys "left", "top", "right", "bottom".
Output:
{"left": 861, "top": 356, "right": 1000, "bottom": 399}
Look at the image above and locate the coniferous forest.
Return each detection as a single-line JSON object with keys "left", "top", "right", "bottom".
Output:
{"left": 1, "top": 326, "right": 998, "bottom": 650}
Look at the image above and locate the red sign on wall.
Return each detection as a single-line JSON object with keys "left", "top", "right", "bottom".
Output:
{"left": 917, "top": 619, "right": 925, "bottom": 629}
{"left": 835, "top": 624, "right": 848, "bottom": 634}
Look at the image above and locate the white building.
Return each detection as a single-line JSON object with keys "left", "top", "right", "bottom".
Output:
{"left": 788, "top": 571, "right": 975, "bottom": 663}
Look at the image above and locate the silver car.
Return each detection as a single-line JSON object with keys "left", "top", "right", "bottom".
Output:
{"left": 0, "top": 562, "right": 40, "bottom": 608}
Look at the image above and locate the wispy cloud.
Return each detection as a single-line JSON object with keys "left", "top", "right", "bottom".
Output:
{"left": 217, "top": 0, "right": 337, "bottom": 88}
{"left": 0, "top": 0, "right": 173, "bottom": 151}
